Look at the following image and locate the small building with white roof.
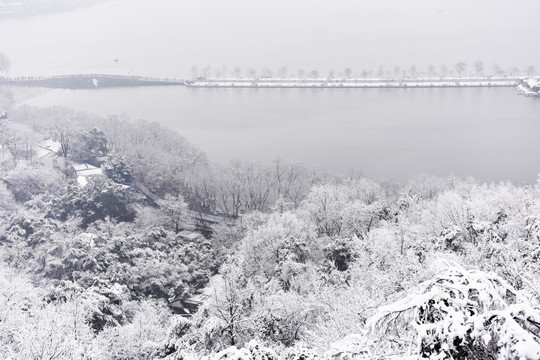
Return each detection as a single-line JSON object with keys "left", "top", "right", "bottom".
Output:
{"left": 36, "top": 137, "right": 66, "bottom": 170}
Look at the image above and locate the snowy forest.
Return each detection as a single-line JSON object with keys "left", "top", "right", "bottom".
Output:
{"left": 1, "top": 86, "right": 540, "bottom": 359}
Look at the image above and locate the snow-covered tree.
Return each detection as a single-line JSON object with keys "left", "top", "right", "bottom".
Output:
{"left": 71, "top": 127, "right": 108, "bottom": 162}
{"left": 102, "top": 153, "right": 135, "bottom": 184}
{"left": 60, "top": 175, "right": 135, "bottom": 226}
{"left": 367, "top": 259, "right": 540, "bottom": 359}
{"left": 160, "top": 194, "right": 193, "bottom": 233}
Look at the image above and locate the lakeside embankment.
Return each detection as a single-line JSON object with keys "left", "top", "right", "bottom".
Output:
{"left": 2, "top": 74, "right": 538, "bottom": 90}
{"left": 185, "top": 77, "right": 522, "bottom": 88}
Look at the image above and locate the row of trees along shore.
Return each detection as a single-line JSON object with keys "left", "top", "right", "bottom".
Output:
{"left": 1, "top": 51, "right": 536, "bottom": 80}
{"left": 191, "top": 61, "right": 537, "bottom": 80}
{"left": 1, "top": 89, "right": 540, "bottom": 358}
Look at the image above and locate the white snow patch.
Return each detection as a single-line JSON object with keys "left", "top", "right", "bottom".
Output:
{"left": 77, "top": 176, "right": 88, "bottom": 187}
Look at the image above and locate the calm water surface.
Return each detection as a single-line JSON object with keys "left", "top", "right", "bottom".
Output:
{"left": 25, "top": 87, "right": 540, "bottom": 183}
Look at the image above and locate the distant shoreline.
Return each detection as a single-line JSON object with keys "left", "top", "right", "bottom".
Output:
{"left": 1, "top": 74, "right": 535, "bottom": 90}
{"left": 184, "top": 76, "right": 529, "bottom": 89}
{"left": 184, "top": 79, "right": 518, "bottom": 89}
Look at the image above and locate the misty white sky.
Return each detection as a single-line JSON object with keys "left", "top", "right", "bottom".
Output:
{"left": 1, "top": 0, "right": 539, "bottom": 77}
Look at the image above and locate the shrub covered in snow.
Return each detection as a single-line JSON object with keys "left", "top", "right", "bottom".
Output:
{"left": 102, "top": 153, "right": 135, "bottom": 185}
{"left": 367, "top": 259, "right": 540, "bottom": 359}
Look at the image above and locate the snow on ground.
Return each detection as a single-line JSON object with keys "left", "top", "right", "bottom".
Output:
{"left": 77, "top": 175, "right": 88, "bottom": 187}
{"left": 73, "top": 162, "right": 103, "bottom": 187}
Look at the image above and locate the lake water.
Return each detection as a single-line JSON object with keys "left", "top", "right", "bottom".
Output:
{"left": 24, "top": 86, "right": 540, "bottom": 183}
{"left": 3, "top": 0, "right": 540, "bottom": 182}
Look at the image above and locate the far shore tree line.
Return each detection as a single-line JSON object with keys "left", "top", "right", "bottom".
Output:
{"left": 1, "top": 51, "right": 536, "bottom": 82}
{"left": 190, "top": 61, "right": 537, "bottom": 80}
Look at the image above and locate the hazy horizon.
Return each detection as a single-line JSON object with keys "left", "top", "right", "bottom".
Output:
{"left": 1, "top": 0, "right": 539, "bottom": 78}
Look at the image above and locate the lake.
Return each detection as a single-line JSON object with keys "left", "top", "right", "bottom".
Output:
{"left": 24, "top": 86, "right": 540, "bottom": 183}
